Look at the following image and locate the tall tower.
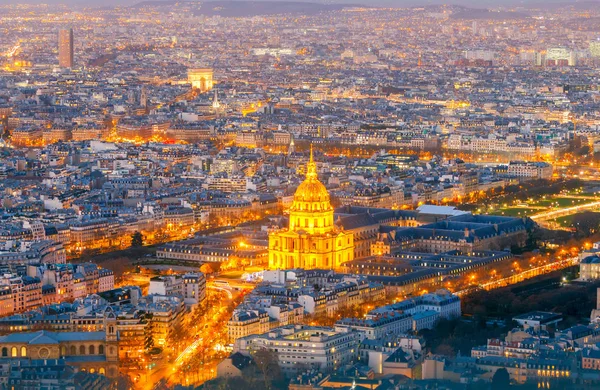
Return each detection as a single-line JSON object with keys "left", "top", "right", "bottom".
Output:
{"left": 58, "top": 29, "right": 74, "bottom": 68}
{"left": 212, "top": 89, "right": 220, "bottom": 109}
{"left": 104, "top": 308, "right": 118, "bottom": 343}
{"left": 140, "top": 86, "right": 148, "bottom": 108}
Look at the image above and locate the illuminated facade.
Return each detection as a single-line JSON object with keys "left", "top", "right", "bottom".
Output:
{"left": 188, "top": 68, "right": 214, "bottom": 92}
{"left": 269, "top": 147, "right": 354, "bottom": 270}
{"left": 0, "top": 313, "right": 119, "bottom": 377}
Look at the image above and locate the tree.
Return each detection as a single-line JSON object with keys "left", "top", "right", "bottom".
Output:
{"left": 190, "top": 303, "right": 207, "bottom": 329}
{"left": 576, "top": 145, "right": 590, "bottom": 157}
{"left": 525, "top": 226, "right": 542, "bottom": 251}
{"left": 572, "top": 212, "right": 600, "bottom": 237}
{"left": 167, "top": 322, "right": 187, "bottom": 353}
{"left": 200, "top": 263, "right": 221, "bottom": 275}
{"left": 222, "top": 255, "right": 240, "bottom": 270}
{"left": 251, "top": 348, "right": 283, "bottom": 390}
{"left": 115, "top": 373, "right": 136, "bottom": 390}
{"left": 131, "top": 231, "right": 144, "bottom": 247}
{"left": 492, "top": 367, "right": 510, "bottom": 389}
{"left": 200, "top": 263, "right": 211, "bottom": 275}
{"left": 434, "top": 344, "right": 455, "bottom": 357}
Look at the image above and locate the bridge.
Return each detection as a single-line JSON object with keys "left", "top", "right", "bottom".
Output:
{"left": 530, "top": 200, "right": 600, "bottom": 228}
{"left": 456, "top": 256, "right": 579, "bottom": 297}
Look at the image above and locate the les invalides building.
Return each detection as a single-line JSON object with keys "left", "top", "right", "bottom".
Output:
{"left": 268, "top": 147, "right": 354, "bottom": 270}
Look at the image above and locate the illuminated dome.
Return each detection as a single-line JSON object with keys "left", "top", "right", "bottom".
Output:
{"left": 293, "top": 179, "right": 330, "bottom": 204}
{"left": 269, "top": 144, "right": 354, "bottom": 270}
{"left": 290, "top": 146, "right": 332, "bottom": 210}
{"left": 287, "top": 145, "right": 335, "bottom": 234}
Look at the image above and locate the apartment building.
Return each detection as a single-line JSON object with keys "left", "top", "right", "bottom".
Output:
{"left": 148, "top": 272, "right": 206, "bottom": 306}
{"left": 234, "top": 325, "right": 359, "bottom": 377}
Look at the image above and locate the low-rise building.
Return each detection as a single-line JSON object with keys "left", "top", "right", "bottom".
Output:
{"left": 507, "top": 161, "right": 553, "bottom": 180}
{"left": 335, "top": 311, "right": 412, "bottom": 341}
{"left": 582, "top": 349, "right": 600, "bottom": 370}
{"left": 227, "top": 310, "right": 270, "bottom": 342}
{"left": 513, "top": 312, "right": 562, "bottom": 331}
{"left": 580, "top": 255, "right": 600, "bottom": 281}
{"left": 148, "top": 272, "right": 206, "bottom": 306}
{"left": 0, "top": 318, "right": 119, "bottom": 377}
{"left": 234, "top": 325, "right": 359, "bottom": 377}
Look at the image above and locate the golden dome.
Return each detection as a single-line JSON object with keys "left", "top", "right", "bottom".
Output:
{"left": 291, "top": 145, "right": 332, "bottom": 206}
{"left": 293, "top": 179, "right": 331, "bottom": 204}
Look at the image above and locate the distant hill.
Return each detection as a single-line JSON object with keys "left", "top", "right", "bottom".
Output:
{"left": 421, "top": 4, "right": 468, "bottom": 12}
{"left": 130, "top": 0, "right": 179, "bottom": 6}
{"left": 564, "top": 16, "right": 600, "bottom": 32}
{"left": 525, "top": 1, "right": 600, "bottom": 11}
{"left": 2, "top": 0, "right": 600, "bottom": 9}
{"left": 450, "top": 8, "right": 529, "bottom": 20}
{"left": 199, "top": 1, "right": 360, "bottom": 16}
{"left": 129, "top": 0, "right": 362, "bottom": 16}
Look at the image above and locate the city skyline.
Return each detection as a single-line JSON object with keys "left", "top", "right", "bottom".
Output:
{"left": 0, "top": 0, "right": 598, "bottom": 7}
{"left": 1, "top": 0, "right": 600, "bottom": 389}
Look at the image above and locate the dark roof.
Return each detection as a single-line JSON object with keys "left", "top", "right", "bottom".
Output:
{"left": 44, "top": 226, "right": 58, "bottom": 235}
{"left": 581, "top": 255, "right": 600, "bottom": 264}
{"left": 337, "top": 212, "right": 378, "bottom": 230}
{"left": 513, "top": 311, "right": 562, "bottom": 324}
{"left": 229, "top": 352, "right": 253, "bottom": 370}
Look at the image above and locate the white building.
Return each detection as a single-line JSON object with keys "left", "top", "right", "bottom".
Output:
{"left": 262, "top": 269, "right": 299, "bottom": 285}
{"left": 464, "top": 49, "right": 496, "bottom": 62}
{"left": 233, "top": 325, "right": 359, "bottom": 377}
{"left": 591, "top": 41, "right": 600, "bottom": 58}
{"left": 335, "top": 311, "right": 412, "bottom": 341}
{"left": 205, "top": 175, "right": 248, "bottom": 193}
{"left": 507, "top": 161, "right": 553, "bottom": 180}
{"left": 251, "top": 48, "right": 293, "bottom": 56}
{"left": 411, "top": 310, "right": 439, "bottom": 331}
{"left": 580, "top": 255, "right": 600, "bottom": 281}
{"left": 546, "top": 47, "right": 576, "bottom": 66}
{"left": 356, "top": 289, "right": 461, "bottom": 332}
{"left": 98, "top": 269, "right": 115, "bottom": 293}
{"left": 148, "top": 272, "right": 206, "bottom": 306}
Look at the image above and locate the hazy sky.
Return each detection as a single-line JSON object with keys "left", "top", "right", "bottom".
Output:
{"left": 0, "top": 0, "right": 596, "bottom": 8}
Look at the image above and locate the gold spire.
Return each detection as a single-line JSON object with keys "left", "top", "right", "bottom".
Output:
{"left": 306, "top": 143, "right": 317, "bottom": 179}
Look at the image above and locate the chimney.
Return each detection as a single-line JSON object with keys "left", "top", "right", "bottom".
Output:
{"left": 464, "top": 228, "right": 469, "bottom": 238}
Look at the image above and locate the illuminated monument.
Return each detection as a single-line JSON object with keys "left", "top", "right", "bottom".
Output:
{"left": 269, "top": 146, "right": 354, "bottom": 270}
{"left": 188, "top": 68, "right": 213, "bottom": 92}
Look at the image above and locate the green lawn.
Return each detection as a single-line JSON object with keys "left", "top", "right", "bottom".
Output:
{"left": 491, "top": 207, "right": 534, "bottom": 217}
{"left": 531, "top": 197, "right": 587, "bottom": 208}
{"left": 492, "top": 196, "right": 593, "bottom": 218}
{"left": 553, "top": 214, "right": 576, "bottom": 228}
